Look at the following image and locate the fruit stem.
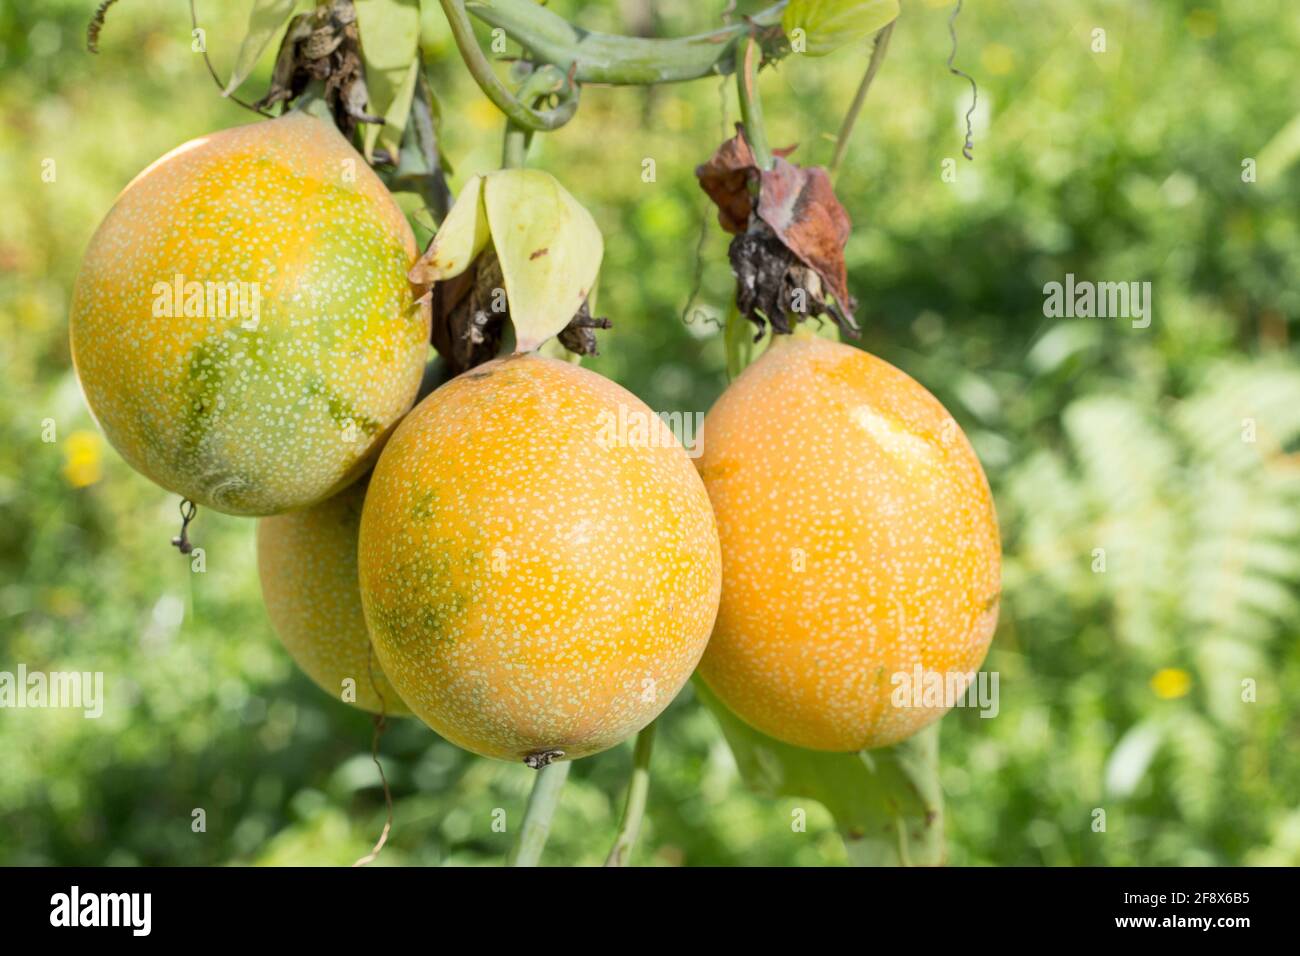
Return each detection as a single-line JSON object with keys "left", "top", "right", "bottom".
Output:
{"left": 603, "top": 722, "right": 656, "bottom": 867}
{"left": 506, "top": 760, "right": 571, "bottom": 867}
{"left": 828, "top": 23, "right": 895, "bottom": 178}
{"left": 736, "top": 37, "right": 773, "bottom": 170}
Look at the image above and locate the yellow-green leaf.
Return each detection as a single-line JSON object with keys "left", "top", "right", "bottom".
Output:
{"left": 1257, "top": 110, "right": 1300, "bottom": 187}
{"left": 355, "top": 0, "right": 422, "bottom": 161}
{"left": 370, "top": 57, "right": 421, "bottom": 162}
{"left": 223, "top": 0, "right": 299, "bottom": 97}
{"left": 408, "top": 175, "right": 488, "bottom": 287}
{"left": 482, "top": 170, "right": 603, "bottom": 354}
{"left": 782, "top": 0, "right": 899, "bottom": 57}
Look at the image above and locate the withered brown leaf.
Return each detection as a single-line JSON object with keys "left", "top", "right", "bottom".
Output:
{"left": 696, "top": 125, "right": 857, "bottom": 336}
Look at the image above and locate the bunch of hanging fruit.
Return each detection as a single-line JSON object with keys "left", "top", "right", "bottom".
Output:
{"left": 70, "top": 1, "right": 998, "bottom": 813}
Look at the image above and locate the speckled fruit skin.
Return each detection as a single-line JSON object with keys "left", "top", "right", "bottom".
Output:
{"left": 69, "top": 112, "right": 430, "bottom": 516}
{"left": 358, "top": 355, "right": 722, "bottom": 762}
{"left": 257, "top": 480, "right": 410, "bottom": 716}
{"left": 697, "top": 335, "right": 1001, "bottom": 752}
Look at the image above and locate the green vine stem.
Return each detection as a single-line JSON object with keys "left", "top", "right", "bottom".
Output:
{"left": 603, "top": 722, "right": 656, "bottom": 867}
{"left": 731, "top": 36, "right": 774, "bottom": 352}
{"left": 506, "top": 761, "right": 571, "bottom": 867}
{"left": 501, "top": 122, "right": 530, "bottom": 168}
{"left": 499, "top": 63, "right": 572, "bottom": 166}
{"left": 829, "top": 22, "right": 896, "bottom": 176}
{"left": 439, "top": 0, "right": 579, "bottom": 131}
{"left": 723, "top": 300, "right": 756, "bottom": 382}
{"left": 466, "top": 0, "right": 789, "bottom": 85}
{"left": 736, "top": 36, "right": 773, "bottom": 170}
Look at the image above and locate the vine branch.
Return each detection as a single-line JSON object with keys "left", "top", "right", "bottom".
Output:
{"left": 86, "top": 0, "right": 120, "bottom": 53}
{"left": 500, "top": 64, "right": 572, "bottom": 165}
{"left": 465, "top": 0, "right": 789, "bottom": 85}
{"left": 439, "top": 0, "right": 578, "bottom": 132}
{"left": 829, "top": 22, "right": 895, "bottom": 176}
{"left": 350, "top": 715, "right": 392, "bottom": 867}
{"left": 737, "top": 36, "right": 772, "bottom": 170}
{"left": 189, "top": 0, "right": 274, "bottom": 118}
{"left": 352, "top": 645, "right": 395, "bottom": 867}
{"left": 501, "top": 121, "right": 530, "bottom": 169}
{"left": 947, "top": 0, "right": 977, "bottom": 160}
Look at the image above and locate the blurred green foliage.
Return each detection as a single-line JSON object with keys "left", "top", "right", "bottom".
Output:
{"left": 1, "top": 0, "right": 1298, "bottom": 866}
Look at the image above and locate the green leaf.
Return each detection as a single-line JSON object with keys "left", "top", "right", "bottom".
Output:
{"left": 374, "top": 57, "right": 422, "bottom": 162}
{"left": 223, "top": 0, "right": 300, "bottom": 97}
{"left": 1257, "top": 110, "right": 1300, "bottom": 186}
{"left": 483, "top": 170, "right": 603, "bottom": 353}
{"left": 355, "top": 0, "right": 423, "bottom": 161}
{"left": 696, "top": 681, "right": 945, "bottom": 866}
{"left": 782, "top": 0, "right": 899, "bottom": 57}
{"left": 380, "top": 71, "right": 453, "bottom": 225}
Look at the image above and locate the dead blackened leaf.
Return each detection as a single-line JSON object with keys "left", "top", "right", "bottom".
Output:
{"left": 730, "top": 222, "right": 846, "bottom": 339}
{"left": 557, "top": 302, "right": 612, "bottom": 357}
{"left": 429, "top": 248, "right": 609, "bottom": 375}
{"left": 430, "top": 249, "right": 507, "bottom": 376}
{"left": 696, "top": 125, "right": 858, "bottom": 339}
{"left": 729, "top": 224, "right": 795, "bottom": 337}
{"left": 254, "top": 0, "right": 381, "bottom": 138}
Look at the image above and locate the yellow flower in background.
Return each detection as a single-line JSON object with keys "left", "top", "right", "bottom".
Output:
{"left": 42, "top": 586, "right": 83, "bottom": 619}
{"left": 62, "top": 430, "right": 103, "bottom": 488}
{"left": 16, "top": 290, "right": 48, "bottom": 330}
{"left": 1150, "top": 667, "right": 1192, "bottom": 700}
{"left": 467, "top": 96, "right": 501, "bottom": 130}
{"left": 981, "top": 43, "right": 1015, "bottom": 77}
